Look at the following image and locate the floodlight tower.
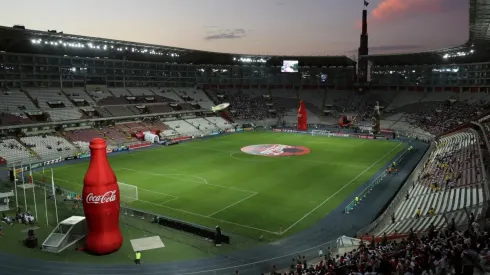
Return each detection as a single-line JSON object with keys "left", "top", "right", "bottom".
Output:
{"left": 357, "top": 4, "right": 369, "bottom": 83}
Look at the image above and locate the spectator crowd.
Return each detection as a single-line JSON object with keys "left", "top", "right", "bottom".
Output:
{"left": 270, "top": 219, "right": 489, "bottom": 275}
{"left": 405, "top": 102, "right": 484, "bottom": 136}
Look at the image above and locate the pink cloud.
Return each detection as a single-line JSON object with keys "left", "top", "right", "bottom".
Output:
{"left": 371, "top": 0, "right": 444, "bottom": 22}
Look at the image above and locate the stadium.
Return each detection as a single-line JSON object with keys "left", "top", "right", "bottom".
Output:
{"left": 0, "top": 0, "right": 489, "bottom": 274}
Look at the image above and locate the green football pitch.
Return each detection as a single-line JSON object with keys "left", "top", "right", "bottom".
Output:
{"left": 33, "top": 131, "right": 405, "bottom": 240}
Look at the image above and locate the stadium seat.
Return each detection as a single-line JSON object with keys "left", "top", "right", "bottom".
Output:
{"left": 0, "top": 138, "right": 33, "bottom": 163}
{"left": 45, "top": 108, "right": 83, "bottom": 121}
{"left": 109, "top": 88, "right": 132, "bottom": 97}
{"left": 376, "top": 130, "right": 484, "bottom": 235}
{"left": 173, "top": 88, "right": 215, "bottom": 109}
{"left": 20, "top": 135, "right": 78, "bottom": 159}
{"left": 127, "top": 88, "right": 155, "bottom": 96}
{"left": 0, "top": 90, "right": 38, "bottom": 113}
{"left": 63, "top": 88, "right": 96, "bottom": 106}
{"left": 105, "top": 106, "right": 137, "bottom": 117}
{"left": 205, "top": 117, "right": 233, "bottom": 130}
{"left": 163, "top": 120, "right": 200, "bottom": 136}
{"left": 26, "top": 89, "right": 74, "bottom": 108}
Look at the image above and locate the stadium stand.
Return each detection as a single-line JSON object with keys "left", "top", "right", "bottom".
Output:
{"left": 63, "top": 88, "right": 96, "bottom": 106}
{"left": 277, "top": 222, "right": 488, "bottom": 275}
{"left": 219, "top": 90, "right": 272, "bottom": 120}
{"left": 105, "top": 106, "right": 137, "bottom": 117}
{"left": 127, "top": 88, "right": 155, "bottom": 96}
{"left": 110, "top": 88, "right": 132, "bottom": 97}
{"left": 376, "top": 130, "right": 484, "bottom": 235}
{"left": 95, "top": 107, "right": 112, "bottom": 117}
{"left": 205, "top": 117, "right": 233, "bottom": 130}
{"left": 146, "top": 120, "right": 171, "bottom": 131}
{"left": 148, "top": 104, "right": 174, "bottom": 114}
{"left": 86, "top": 87, "right": 112, "bottom": 102}
{"left": 0, "top": 114, "right": 32, "bottom": 126}
{"left": 99, "top": 126, "right": 131, "bottom": 144}
{"left": 0, "top": 89, "right": 38, "bottom": 113}
{"left": 156, "top": 88, "right": 182, "bottom": 102}
{"left": 173, "top": 88, "right": 217, "bottom": 110}
{"left": 163, "top": 120, "right": 200, "bottom": 136}
{"left": 0, "top": 138, "right": 33, "bottom": 163}
{"left": 20, "top": 134, "right": 78, "bottom": 159}
{"left": 186, "top": 118, "right": 219, "bottom": 132}
{"left": 45, "top": 108, "right": 83, "bottom": 121}
{"left": 26, "top": 89, "right": 74, "bottom": 108}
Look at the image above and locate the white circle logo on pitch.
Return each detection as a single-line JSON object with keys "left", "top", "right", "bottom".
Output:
{"left": 240, "top": 144, "right": 311, "bottom": 157}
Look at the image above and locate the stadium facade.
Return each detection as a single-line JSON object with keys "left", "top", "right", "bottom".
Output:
{"left": 0, "top": 26, "right": 355, "bottom": 90}
{"left": 0, "top": 1, "right": 490, "bottom": 274}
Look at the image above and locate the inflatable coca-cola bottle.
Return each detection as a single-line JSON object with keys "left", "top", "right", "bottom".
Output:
{"left": 82, "top": 138, "right": 123, "bottom": 255}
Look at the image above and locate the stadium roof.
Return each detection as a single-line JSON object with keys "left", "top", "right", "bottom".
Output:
{"left": 363, "top": 0, "right": 490, "bottom": 66}
{"left": 0, "top": 26, "right": 355, "bottom": 67}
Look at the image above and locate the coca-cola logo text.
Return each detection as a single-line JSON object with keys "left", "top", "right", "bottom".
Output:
{"left": 85, "top": 190, "right": 117, "bottom": 204}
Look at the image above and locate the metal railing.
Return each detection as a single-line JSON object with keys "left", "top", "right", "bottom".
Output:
{"left": 344, "top": 146, "right": 409, "bottom": 214}
{"left": 15, "top": 179, "right": 339, "bottom": 274}
{"left": 357, "top": 142, "right": 434, "bottom": 235}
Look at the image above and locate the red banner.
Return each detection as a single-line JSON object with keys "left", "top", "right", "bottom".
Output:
{"left": 172, "top": 136, "right": 192, "bottom": 142}
{"left": 129, "top": 142, "right": 152, "bottom": 149}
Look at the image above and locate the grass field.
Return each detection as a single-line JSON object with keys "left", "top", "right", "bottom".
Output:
{"left": 33, "top": 131, "right": 405, "bottom": 240}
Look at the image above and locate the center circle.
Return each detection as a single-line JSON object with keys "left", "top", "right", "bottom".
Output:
{"left": 240, "top": 144, "right": 311, "bottom": 157}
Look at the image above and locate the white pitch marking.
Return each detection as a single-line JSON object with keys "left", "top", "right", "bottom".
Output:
{"left": 281, "top": 142, "right": 403, "bottom": 234}
{"left": 137, "top": 198, "right": 279, "bottom": 235}
{"left": 229, "top": 151, "right": 368, "bottom": 168}
{"left": 160, "top": 197, "right": 180, "bottom": 205}
{"left": 354, "top": 140, "right": 369, "bottom": 147}
{"left": 46, "top": 175, "right": 278, "bottom": 235}
{"left": 119, "top": 168, "right": 256, "bottom": 194}
{"left": 207, "top": 192, "right": 258, "bottom": 217}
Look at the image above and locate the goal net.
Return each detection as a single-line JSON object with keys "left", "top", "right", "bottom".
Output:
{"left": 118, "top": 182, "right": 138, "bottom": 203}
{"left": 311, "top": 130, "right": 331, "bottom": 137}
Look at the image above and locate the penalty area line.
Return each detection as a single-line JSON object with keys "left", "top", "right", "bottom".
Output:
{"left": 160, "top": 197, "right": 180, "bottom": 205}
{"left": 137, "top": 198, "right": 280, "bottom": 235}
{"left": 207, "top": 192, "right": 258, "bottom": 217}
{"left": 281, "top": 142, "right": 403, "bottom": 235}
{"left": 47, "top": 175, "right": 279, "bottom": 235}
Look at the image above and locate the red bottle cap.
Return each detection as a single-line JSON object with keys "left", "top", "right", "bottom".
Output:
{"left": 89, "top": 138, "right": 107, "bottom": 150}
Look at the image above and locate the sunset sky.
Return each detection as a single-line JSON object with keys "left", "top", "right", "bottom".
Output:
{"left": 0, "top": 0, "right": 469, "bottom": 56}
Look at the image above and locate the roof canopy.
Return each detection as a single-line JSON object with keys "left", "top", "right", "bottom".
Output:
{"left": 0, "top": 26, "right": 355, "bottom": 67}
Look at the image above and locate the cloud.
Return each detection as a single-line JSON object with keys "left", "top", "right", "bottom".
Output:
{"left": 369, "top": 0, "right": 464, "bottom": 23}
{"left": 355, "top": 0, "right": 465, "bottom": 29}
{"left": 371, "top": 0, "right": 442, "bottom": 22}
{"left": 275, "top": 1, "right": 286, "bottom": 6}
{"left": 204, "top": 28, "right": 246, "bottom": 40}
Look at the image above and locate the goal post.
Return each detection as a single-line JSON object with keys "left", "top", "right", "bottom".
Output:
{"left": 118, "top": 182, "right": 138, "bottom": 203}
{"left": 311, "top": 130, "right": 331, "bottom": 137}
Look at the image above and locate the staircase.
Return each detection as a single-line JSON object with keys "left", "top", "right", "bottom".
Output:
{"left": 59, "top": 89, "right": 74, "bottom": 104}
{"left": 204, "top": 117, "right": 221, "bottom": 130}
{"left": 203, "top": 89, "right": 220, "bottom": 105}
{"left": 16, "top": 138, "right": 41, "bottom": 160}
{"left": 58, "top": 131, "right": 79, "bottom": 149}
{"left": 21, "top": 89, "right": 40, "bottom": 108}
{"left": 126, "top": 88, "right": 135, "bottom": 96}
{"left": 107, "top": 89, "right": 117, "bottom": 97}
{"left": 220, "top": 110, "right": 234, "bottom": 123}
{"left": 83, "top": 89, "right": 99, "bottom": 104}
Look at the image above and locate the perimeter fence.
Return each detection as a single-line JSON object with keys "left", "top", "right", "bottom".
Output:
{"left": 3, "top": 179, "right": 339, "bottom": 274}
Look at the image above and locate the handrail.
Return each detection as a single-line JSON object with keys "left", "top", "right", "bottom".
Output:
{"left": 357, "top": 142, "right": 434, "bottom": 236}
{"left": 344, "top": 145, "right": 409, "bottom": 214}
{"left": 469, "top": 126, "right": 490, "bottom": 202}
